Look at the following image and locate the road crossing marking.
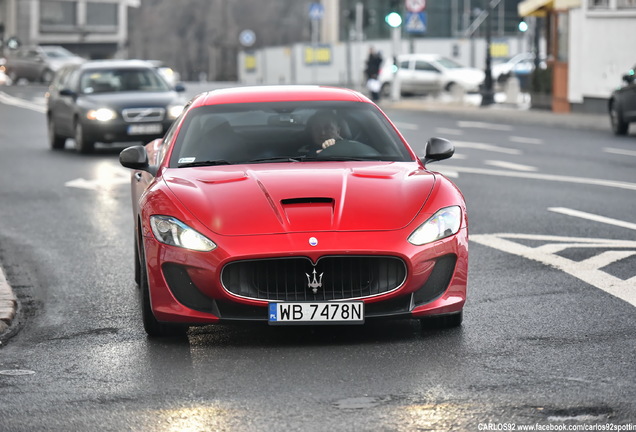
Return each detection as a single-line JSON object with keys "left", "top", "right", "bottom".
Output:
{"left": 548, "top": 207, "right": 636, "bottom": 231}
{"left": 0, "top": 91, "right": 46, "bottom": 113}
{"left": 509, "top": 136, "right": 543, "bottom": 145}
{"left": 471, "top": 233, "right": 636, "bottom": 308}
{"left": 435, "top": 127, "right": 463, "bottom": 136}
{"left": 457, "top": 121, "right": 513, "bottom": 131}
{"left": 437, "top": 165, "right": 636, "bottom": 191}
{"left": 604, "top": 147, "right": 636, "bottom": 157}
{"left": 454, "top": 141, "right": 522, "bottom": 155}
{"left": 484, "top": 160, "right": 537, "bottom": 172}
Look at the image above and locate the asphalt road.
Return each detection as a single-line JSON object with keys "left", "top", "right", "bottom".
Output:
{"left": 0, "top": 84, "right": 635, "bottom": 431}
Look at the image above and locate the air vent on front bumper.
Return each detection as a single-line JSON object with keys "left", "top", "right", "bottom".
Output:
{"left": 221, "top": 256, "right": 407, "bottom": 301}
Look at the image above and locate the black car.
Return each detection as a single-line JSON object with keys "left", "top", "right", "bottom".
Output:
{"left": 46, "top": 59, "right": 186, "bottom": 153}
{"left": 609, "top": 65, "right": 636, "bottom": 136}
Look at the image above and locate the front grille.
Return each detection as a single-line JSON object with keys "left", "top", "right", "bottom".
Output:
{"left": 122, "top": 107, "right": 165, "bottom": 122}
{"left": 221, "top": 256, "right": 407, "bottom": 301}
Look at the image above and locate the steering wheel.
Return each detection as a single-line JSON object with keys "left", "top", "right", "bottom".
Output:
{"left": 317, "top": 140, "right": 380, "bottom": 158}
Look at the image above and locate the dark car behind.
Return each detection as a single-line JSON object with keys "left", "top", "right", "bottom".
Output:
{"left": 46, "top": 59, "right": 186, "bottom": 153}
{"left": 609, "top": 65, "right": 636, "bottom": 136}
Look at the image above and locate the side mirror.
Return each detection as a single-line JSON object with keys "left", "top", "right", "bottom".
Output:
{"left": 59, "top": 88, "right": 76, "bottom": 97}
{"left": 422, "top": 137, "right": 454, "bottom": 165}
{"left": 174, "top": 83, "right": 186, "bottom": 92}
{"left": 119, "top": 145, "right": 157, "bottom": 176}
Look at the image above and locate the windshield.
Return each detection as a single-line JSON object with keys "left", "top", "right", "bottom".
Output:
{"left": 169, "top": 101, "right": 413, "bottom": 167}
{"left": 41, "top": 46, "right": 77, "bottom": 59}
{"left": 435, "top": 57, "right": 464, "bottom": 69}
{"left": 80, "top": 68, "right": 171, "bottom": 94}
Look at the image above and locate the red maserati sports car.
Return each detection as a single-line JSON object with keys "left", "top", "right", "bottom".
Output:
{"left": 119, "top": 85, "right": 468, "bottom": 337}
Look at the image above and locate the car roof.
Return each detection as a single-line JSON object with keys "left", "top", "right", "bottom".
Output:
{"left": 76, "top": 59, "right": 155, "bottom": 71}
{"left": 192, "top": 85, "right": 370, "bottom": 107}
{"left": 397, "top": 53, "right": 443, "bottom": 60}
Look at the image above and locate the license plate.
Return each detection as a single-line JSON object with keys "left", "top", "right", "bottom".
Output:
{"left": 127, "top": 123, "right": 163, "bottom": 135}
{"left": 268, "top": 302, "right": 364, "bottom": 325}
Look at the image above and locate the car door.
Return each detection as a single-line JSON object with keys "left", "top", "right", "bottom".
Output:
{"left": 51, "top": 67, "right": 80, "bottom": 136}
{"left": 411, "top": 60, "right": 442, "bottom": 94}
{"left": 22, "top": 48, "right": 44, "bottom": 81}
{"left": 396, "top": 59, "right": 415, "bottom": 94}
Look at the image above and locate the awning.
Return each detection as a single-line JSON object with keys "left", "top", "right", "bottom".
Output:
{"left": 518, "top": 0, "right": 580, "bottom": 16}
{"left": 518, "top": 0, "right": 553, "bottom": 17}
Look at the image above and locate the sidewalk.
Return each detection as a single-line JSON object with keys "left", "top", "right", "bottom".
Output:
{"left": 378, "top": 91, "right": 610, "bottom": 132}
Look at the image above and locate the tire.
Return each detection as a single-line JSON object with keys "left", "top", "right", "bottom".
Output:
{"left": 138, "top": 236, "right": 187, "bottom": 338}
{"left": 74, "top": 121, "right": 95, "bottom": 154}
{"left": 8, "top": 70, "right": 18, "bottom": 84}
{"left": 610, "top": 101, "right": 629, "bottom": 136}
{"left": 380, "top": 83, "right": 391, "bottom": 99}
{"left": 48, "top": 117, "right": 66, "bottom": 150}
{"left": 41, "top": 69, "right": 54, "bottom": 84}
{"left": 420, "top": 311, "right": 463, "bottom": 330}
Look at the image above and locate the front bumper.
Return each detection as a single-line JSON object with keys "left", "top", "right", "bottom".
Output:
{"left": 143, "top": 228, "right": 468, "bottom": 325}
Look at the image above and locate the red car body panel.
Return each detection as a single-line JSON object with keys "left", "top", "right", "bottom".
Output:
{"left": 124, "top": 86, "right": 468, "bottom": 331}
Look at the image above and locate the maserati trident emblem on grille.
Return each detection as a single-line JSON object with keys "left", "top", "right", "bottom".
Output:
{"left": 306, "top": 268, "right": 323, "bottom": 294}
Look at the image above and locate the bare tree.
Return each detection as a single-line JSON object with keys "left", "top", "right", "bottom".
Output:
{"left": 128, "top": 0, "right": 311, "bottom": 81}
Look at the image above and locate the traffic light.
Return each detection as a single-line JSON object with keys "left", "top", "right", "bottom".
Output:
{"left": 386, "top": 0, "right": 402, "bottom": 28}
{"left": 518, "top": 19, "right": 528, "bottom": 32}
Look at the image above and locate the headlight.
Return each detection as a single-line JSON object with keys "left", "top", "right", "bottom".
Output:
{"left": 408, "top": 206, "right": 462, "bottom": 246}
{"left": 167, "top": 104, "right": 184, "bottom": 119}
{"left": 150, "top": 215, "right": 216, "bottom": 252}
{"left": 86, "top": 108, "right": 117, "bottom": 122}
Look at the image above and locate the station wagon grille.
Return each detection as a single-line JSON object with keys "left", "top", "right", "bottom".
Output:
{"left": 122, "top": 107, "right": 165, "bottom": 122}
{"left": 221, "top": 256, "right": 407, "bottom": 301}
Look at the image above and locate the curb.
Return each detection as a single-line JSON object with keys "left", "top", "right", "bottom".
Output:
{"left": 0, "top": 265, "right": 17, "bottom": 341}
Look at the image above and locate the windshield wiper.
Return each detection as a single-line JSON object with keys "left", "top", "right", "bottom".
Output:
{"left": 247, "top": 156, "right": 304, "bottom": 163}
{"left": 178, "top": 160, "right": 232, "bottom": 168}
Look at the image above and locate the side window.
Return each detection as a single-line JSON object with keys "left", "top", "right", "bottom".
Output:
{"left": 414, "top": 61, "right": 437, "bottom": 72}
{"left": 398, "top": 60, "right": 410, "bottom": 70}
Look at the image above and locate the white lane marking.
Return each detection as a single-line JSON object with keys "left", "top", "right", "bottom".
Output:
{"left": 435, "top": 169, "right": 459, "bottom": 178}
{"left": 440, "top": 165, "right": 636, "bottom": 191}
{"left": 394, "top": 122, "right": 419, "bottom": 130}
{"left": 548, "top": 207, "right": 636, "bottom": 231}
{"left": 0, "top": 91, "right": 46, "bottom": 113}
{"left": 604, "top": 147, "right": 636, "bottom": 157}
{"left": 65, "top": 165, "right": 131, "bottom": 191}
{"left": 484, "top": 160, "right": 538, "bottom": 172}
{"left": 435, "top": 128, "right": 463, "bottom": 136}
{"left": 454, "top": 141, "right": 522, "bottom": 155}
{"left": 510, "top": 136, "right": 544, "bottom": 145}
{"left": 457, "top": 121, "right": 513, "bottom": 131}
{"left": 471, "top": 233, "right": 636, "bottom": 308}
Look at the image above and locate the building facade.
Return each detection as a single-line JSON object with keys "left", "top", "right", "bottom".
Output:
{"left": 0, "top": 0, "right": 138, "bottom": 59}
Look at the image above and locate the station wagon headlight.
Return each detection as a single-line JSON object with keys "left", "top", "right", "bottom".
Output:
{"left": 87, "top": 108, "right": 117, "bottom": 122}
{"left": 408, "top": 206, "right": 462, "bottom": 246}
{"left": 167, "top": 104, "right": 184, "bottom": 119}
{"left": 150, "top": 215, "right": 216, "bottom": 252}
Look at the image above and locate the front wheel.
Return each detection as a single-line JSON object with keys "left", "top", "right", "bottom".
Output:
{"left": 48, "top": 118, "right": 66, "bottom": 150}
{"left": 610, "top": 101, "right": 629, "bottom": 136}
{"left": 74, "top": 121, "right": 95, "bottom": 154}
{"left": 41, "top": 69, "right": 54, "bottom": 84}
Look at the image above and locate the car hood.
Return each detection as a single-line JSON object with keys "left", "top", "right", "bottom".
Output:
{"left": 80, "top": 92, "right": 182, "bottom": 108}
{"left": 162, "top": 162, "right": 436, "bottom": 235}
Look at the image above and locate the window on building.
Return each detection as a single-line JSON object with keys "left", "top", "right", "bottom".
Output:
{"left": 86, "top": 2, "right": 118, "bottom": 28}
{"left": 588, "top": 0, "right": 609, "bottom": 7}
{"left": 40, "top": 0, "right": 77, "bottom": 31}
{"left": 617, "top": 0, "right": 636, "bottom": 8}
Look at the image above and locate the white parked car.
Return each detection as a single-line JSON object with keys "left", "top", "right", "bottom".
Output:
{"left": 378, "top": 53, "right": 485, "bottom": 97}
